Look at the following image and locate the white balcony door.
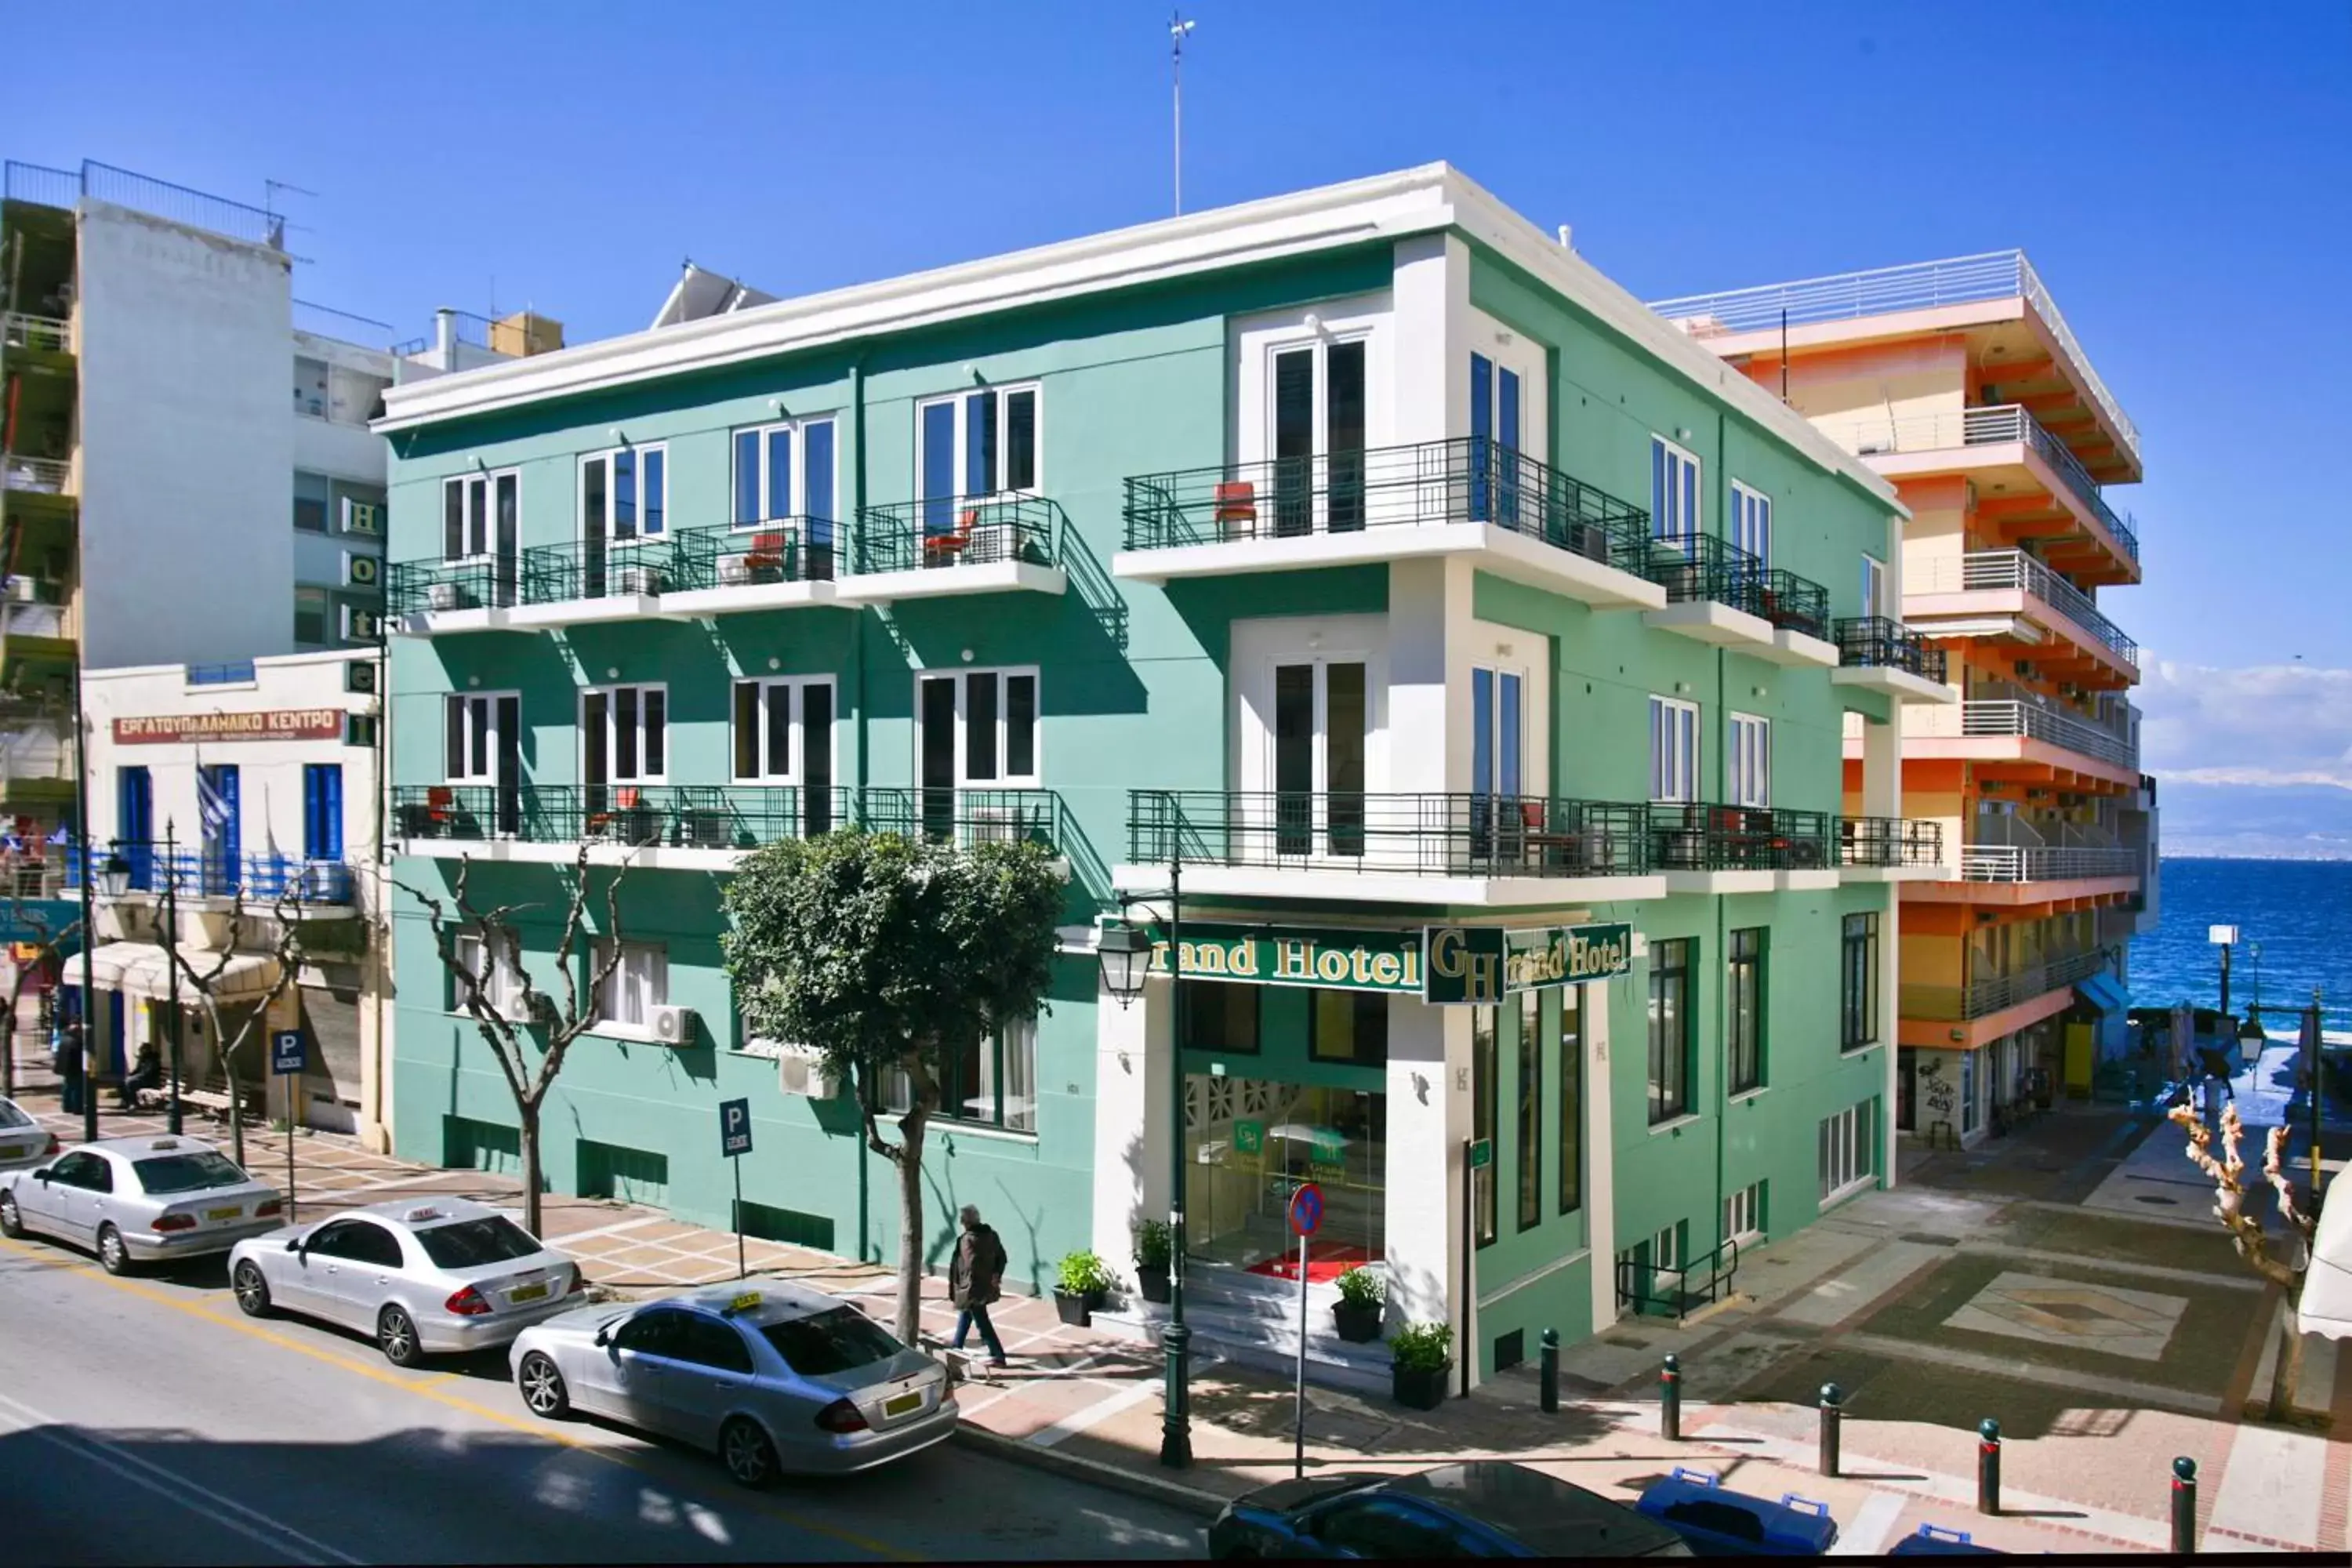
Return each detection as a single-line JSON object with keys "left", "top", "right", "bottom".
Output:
{"left": 1232, "top": 295, "right": 1393, "bottom": 536}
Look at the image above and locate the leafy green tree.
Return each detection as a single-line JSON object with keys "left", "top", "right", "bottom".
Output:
{"left": 723, "top": 829, "right": 1062, "bottom": 1345}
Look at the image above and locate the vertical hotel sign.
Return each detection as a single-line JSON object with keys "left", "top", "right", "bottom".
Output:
{"left": 1422, "top": 923, "right": 1635, "bottom": 1006}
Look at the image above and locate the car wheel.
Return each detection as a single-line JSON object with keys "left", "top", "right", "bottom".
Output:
{"left": 96, "top": 1223, "right": 130, "bottom": 1276}
{"left": 517, "top": 1352, "right": 570, "bottom": 1418}
{"left": 0, "top": 1191, "right": 21, "bottom": 1239}
{"left": 378, "top": 1305, "right": 423, "bottom": 1367}
{"left": 231, "top": 1260, "right": 273, "bottom": 1317}
{"left": 719, "top": 1415, "right": 780, "bottom": 1490}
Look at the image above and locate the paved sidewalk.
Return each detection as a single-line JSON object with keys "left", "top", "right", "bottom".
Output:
{"left": 16, "top": 1087, "right": 2351, "bottom": 1552}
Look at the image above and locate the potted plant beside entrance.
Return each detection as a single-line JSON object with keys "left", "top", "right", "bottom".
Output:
{"left": 1388, "top": 1320, "right": 1453, "bottom": 1410}
{"left": 1055, "top": 1248, "right": 1115, "bottom": 1327}
{"left": 1133, "top": 1220, "right": 1174, "bottom": 1305}
{"left": 1331, "top": 1265, "right": 1385, "bottom": 1343}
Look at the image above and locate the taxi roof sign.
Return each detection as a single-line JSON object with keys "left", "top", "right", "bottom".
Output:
{"left": 149, "top": 1138, "right": 180, "bottom": 1150}
{"left": 404, "top": 1206, "right": 446, "bottom": 1224}
{"left": 725, "top": 1290, "right": 764, "bottom": 1315}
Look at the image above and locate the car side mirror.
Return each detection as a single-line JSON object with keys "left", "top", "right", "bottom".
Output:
{"left": 33, "top": 1168, "right": 50, "bottom": 1183}
{"left": 287, "top": 1237, "right": 303, "bottom": 1253}
{"left": 593, "top": 1327, "right": 611, "bottom": 1348}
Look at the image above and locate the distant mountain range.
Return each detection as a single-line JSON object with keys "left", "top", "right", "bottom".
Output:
{"left": 2154, "top": 781, "right": 2352, "bottom": 860}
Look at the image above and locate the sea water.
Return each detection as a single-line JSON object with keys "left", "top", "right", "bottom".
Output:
{"left": 2129, "top": 857, "right": 2352, "bottom": 1026}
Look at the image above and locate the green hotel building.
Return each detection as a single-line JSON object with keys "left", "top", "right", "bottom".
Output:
{"left": 379, "top": 165, "right": 1946, "bottom": 1390}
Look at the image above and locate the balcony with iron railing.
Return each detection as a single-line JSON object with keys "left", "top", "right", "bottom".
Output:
{"left": 1815, "top": 405, "right": 2138, "bottom": 567}
{"left": 2, "top": 313, "right": 70, "bottom": 358}
{"left": 1958, "top": 699, "right": 2138, "bottom": 772}
{"left": 1840, "top": 816, "right": 1945, "bottom": 871}
{"left": 1905, "top": 550, "right": 2136, "bottom": 673}
{"left": 1646, "top": 803, "right": 1838, "bottom": 879}
{"left": 1639, "top": 535, "right": 1836, "bottom": 662}
{"left": 1833, "top": 617, "right": 1949, "bottom": 683}
{"left": 1900, "top": 946, "right": 2112, "bottom": 1022}
{"left": 851, "top": 495, "right": 1065, "bottom": 597}
{"left": 385, "top": 557, "right": 517, "bottom": 621}
{"left": 1958, "top": 844, "right": 2142, "bottom": 884}
{"left": 663, "top": 520, "right": 844, "bottom": 607}
{"left": 1127, "top": 789, "right": 1653, "bottom": 887}
{"left": 64, "top": 845, "right": 355, "bottom": 906}
{"left": 1645, "top": 250, "right": 2140, "bottom": 474}
{"left": 1116, "top": 437, "right": 1664, "bottom": 609}
{"left": 2, "top": 456, "right": 71, "bottom": 496}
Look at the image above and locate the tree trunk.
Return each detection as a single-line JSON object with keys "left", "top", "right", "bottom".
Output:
{"left": 520, "top": 1106, "right": 543, "bottom": 1240}
{"left": 2266, "top": 1283, "right": 2307, "bottom": 1423}
{"left": 894, "top": 1107, "right": 929, "bottom": 1347}
{"left": 223, "top": 1059, "right": 247, "bottom": 1167}
{"left": 1, "top": 974, "right": 22, "bottom": 1099}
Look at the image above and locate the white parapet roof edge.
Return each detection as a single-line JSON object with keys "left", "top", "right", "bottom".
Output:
{"left": 377, "top": 163, "right": 1900, "bottom": 512}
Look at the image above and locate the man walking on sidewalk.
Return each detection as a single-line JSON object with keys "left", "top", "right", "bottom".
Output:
{"left": 949, "top": 1203, "right": 1010, "bottom": 1368}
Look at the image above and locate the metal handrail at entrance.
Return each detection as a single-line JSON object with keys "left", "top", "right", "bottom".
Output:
{"left": 1616, "top": 1236, "right": 1740, "bottom": 1320}
{"left": 1127, "top": 789, "right": 1652, "bottom": 878}
{"left": 1120, "top": 436, "right": 1650, "bottom": 567}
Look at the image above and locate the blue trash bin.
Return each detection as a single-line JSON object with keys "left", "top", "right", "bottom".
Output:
{"left": 1887, "top": 1523, "right": 2005, "bottom": 1555}
{"left": 1635, "top": 1468, "right": 1840, "bottom": 1555}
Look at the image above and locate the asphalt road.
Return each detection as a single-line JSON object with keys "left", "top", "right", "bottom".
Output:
{"left": 0, "top": 1234, "right": 1206, "bottom": 1564}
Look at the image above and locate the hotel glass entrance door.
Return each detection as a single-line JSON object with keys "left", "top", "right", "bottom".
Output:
{"left": 1184, "top": 1074, "right": 1384, "bottom": 1276}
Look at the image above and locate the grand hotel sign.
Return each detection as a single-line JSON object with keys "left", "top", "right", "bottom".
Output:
{"left": 1149, "top": 921, "right": 1635, "bottom": 1004}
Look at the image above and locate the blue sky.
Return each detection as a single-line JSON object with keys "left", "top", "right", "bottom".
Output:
{"left": 15, "top": 2, "right": 2350, "bottom": 780}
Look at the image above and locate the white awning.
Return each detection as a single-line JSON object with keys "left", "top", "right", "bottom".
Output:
{"left": 82, "top": 942, "right": 282, "bottom": 1003}
{"left": 2303, "top": 1178, "right": 2352, "bottom": 1341}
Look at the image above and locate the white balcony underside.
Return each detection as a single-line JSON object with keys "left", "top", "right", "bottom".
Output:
{"left": 661, "top": 581, "right": 845, "bottom": 615}
{"left": 398, "top": 837, "right": 1074, "bottom": 880}
{"left": 1840, "top": 863, "right": 1955, "bottom": 884}
{"left": 1660, "top": 868, "right": 1839, "bottom": 895}
{"left": 1640, "top": 602, "right": 1838, "bottom": 666}
{"left": 1828, "top": 666, "right": 1959, "bottom": 705}
{"left": 1110, "top": 523, "right": 1664, "bottom": 611}
{"left": 1111, "top": 862, "right": 1665, "bottom": 908}
{"left": 839, "top": 561, "right": 1066, "bottom": 602}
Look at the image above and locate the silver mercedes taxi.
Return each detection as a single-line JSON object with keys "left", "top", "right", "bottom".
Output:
{"left": 510, "top": 1280, "right": 957, "bottom": 1488}
{"left": 0, "top": 1134, "right": 282, "bottom": 1272}
{"left": 228, "top": 1196, "right": 582, "bottom": 1366}
{"left": 0, "top": 1096, "right": 56, "bottom": 1171}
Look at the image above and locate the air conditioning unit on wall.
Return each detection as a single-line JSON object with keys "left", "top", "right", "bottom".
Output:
{"left": 650, "top": 1004, "right": 698, "bottom": 1045}
{"left": 778, "top": 1048, "right": 840, "bottom": 1100}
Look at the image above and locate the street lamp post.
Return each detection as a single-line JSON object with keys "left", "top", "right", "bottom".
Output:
{"left": 162, "top": 819, "right": 182, "bottom": 1134}
{"left": 2210, "top": 925, "right": 2238, "bottom": 1019}
{"left": 1095, "top": 857, "right": 1192, "bottom": 1469}
{"left": 72, "top": 654, "right": 96, "bottom": 1145}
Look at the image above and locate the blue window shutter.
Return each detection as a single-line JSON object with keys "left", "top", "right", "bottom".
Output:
{"left": 1498, "top": 369, "right": 1520, "bottom": 452}
{"left": 733, "top": 430, "right": 760, "bottom": 526}
{"left": 804, "top": 421, "right": 836, "bottom": 543}
{"left": 767, "top": 427, "right": 793, "bottom": 521}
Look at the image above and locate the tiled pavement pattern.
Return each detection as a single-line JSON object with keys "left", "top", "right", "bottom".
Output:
{"left": 16, "top": 1087, "right": 2352, "bottom": 1554}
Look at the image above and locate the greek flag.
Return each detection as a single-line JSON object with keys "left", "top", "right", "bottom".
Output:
{"left": 198, "top": 768, "right": 231, "bottom": 837}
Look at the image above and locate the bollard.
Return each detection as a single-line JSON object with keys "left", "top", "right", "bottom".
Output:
{"left": 2171, "top": 1457, "right": 2196, "bottom": 1555}
{"left": 1661, "top": 1354, "right": 1682, "bottom": 1442}
{"left": 1818, "top": 1382, "right": 1842, "bottom": 1478}
{"left": 1540, "top": 1328, "right": 1560, "bottom": 1414}
{"left": 1976, "top": 1418, "right": 2002, "bottom": 1515}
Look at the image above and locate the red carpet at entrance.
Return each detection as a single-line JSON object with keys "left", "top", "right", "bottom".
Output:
{"left": 1247, "top": 1243, "right": 1374, "bottom": 1283}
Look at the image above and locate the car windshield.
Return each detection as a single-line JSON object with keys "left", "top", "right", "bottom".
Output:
{"left": 758, "top": 1306, "right": 904, "bottom": 1377}
{"left": 0, "top": 1101, "right": 30, "bottom": 1129}
{"left": 132, "top": 1152, "right": 248, "bottom": 1194}
{"left": 412, "top": 1217, "right": 542, "bottom": 1269}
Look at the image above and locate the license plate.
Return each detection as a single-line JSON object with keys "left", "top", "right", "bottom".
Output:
{"left": 884, "top": 1391, "right": 923, "bottom": 1419}
{"left": 509, "top": 1282, "right": 549, "bottom": 1303}
{"left": 205, "top": 1205, "right": 242, "bottom": 1221}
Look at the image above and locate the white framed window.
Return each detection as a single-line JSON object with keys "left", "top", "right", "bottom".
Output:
{"left": 731, "top": 677, "right": 837, "bottom": 785}
{"left": 916, "top": 384, "right": 1040, "bottom": 506}
{"left": 445, "top": 692, "right": 519, "bottom": 783}
{"left": 451, "top": 930, "right": 528, "bottom": 1019}
{"left": 942, "top": 1016, "right": 1038, "bottom": 1133}
{"left": 1650, "top": 436, "right": 1701, "bottom": 544}
{"left": 731, "top": 418, "right": 838, "bottom": 529}
{"left": 593, "top": 940, "right": 669, "bottom": 1029}
{"left": 1723, "top": 1180, "right": 1766, "bottom": 1248}
{"left": 1730, "top": 481, "right": 1772, "bottom": 567}
{"left": 581, "top": 684, "right": 667, "bottom": 786}
{"left": 1860, "top": 554, "right": 1886, "bottom": 619}
{"left": 917, "top": 666, "right": 1040, "bottom": 788}
{"left": 1818, "top": 1101, "right": 1875, "bottom": 1203}
{"left": 1471, "top": 666, "right": 1526, "bottom": 800}
{"left": 442, "top": 470, "right": 519, "bottom": 561}
{"left": 580, "top": 444, "right": 668, "bottom": 542}
{"left": 1649, "top": 696, "right": 1699, "bottom": 803}
{"left": 1727, "top": 713, "right": 1771, "bottom": 808}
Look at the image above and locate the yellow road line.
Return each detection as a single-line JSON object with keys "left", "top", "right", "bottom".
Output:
{"left": 0, "top": 1236, "right": 913, "bottom": 1562}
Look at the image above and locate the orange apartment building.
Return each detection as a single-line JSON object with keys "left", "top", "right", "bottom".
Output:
{"left": 1650, "top": 252, "right": 2158, "bottom": 1145}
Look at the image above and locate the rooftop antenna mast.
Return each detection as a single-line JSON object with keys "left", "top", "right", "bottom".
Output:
{"left": 1171, "top": 11, "right": 1196, "bottom": 216}
{"left": 264, "top": 179, "right": 318, "bottom": 251}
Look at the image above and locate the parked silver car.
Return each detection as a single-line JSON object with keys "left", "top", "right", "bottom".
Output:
{"left": 510, "top": 1280, "right": 957, "bottom": 1487}
{"left": 0, "top": 1134, "right": 282, "bottom": 1272}
{"left": 228, "top": 1196, "right": 582, "bottom": 1366}
{"left": 0, "top": 1097, "right": 56, "bottom": 1171}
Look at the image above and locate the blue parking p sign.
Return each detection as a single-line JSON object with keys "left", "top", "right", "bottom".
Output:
{"left": 270, "top": 1030, "right": 307, "bottom": 1075}
{"left": 720, "top": 1098, "right": 753, "bottom": 1158}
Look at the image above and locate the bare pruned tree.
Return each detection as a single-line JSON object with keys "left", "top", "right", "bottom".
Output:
{"left": 394, "top": 844, "right": 626, "bottom": 1238}
{"left": 2170, "top": 1100, "right": 2319, "bottom": 1422}
{"left": 164, "top": 888, "right": 310, "bottom": 1170}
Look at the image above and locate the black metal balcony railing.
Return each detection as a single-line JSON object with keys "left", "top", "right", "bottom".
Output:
{"left": 1748, "top": 568, "right": 1831, "bottom": 641}
{"left": 387, "top": 557, "right": 521, "bottom": 617}
{"left": 854, "top": 495, "right": 1059, "bottom": 575}
{"left": 521, "top": 538, "right": 678, "bottom": 605}
{"left": 1121, "top": 437, "right": 1652, "bottom": 570}
{"left": 1835, "top": 617, "right": 1949, "bottom": 683}
{"left": 1646, "top": 804, "right": 1836, "bottom": 873}
{"left": 668, "top": 521, "right": 840, "bottom": 590}
{"left": 64, "top": 844, "right": 354, "bottom": 904}
{"left": 1900, "top": 946, "right": 2113, "bottom": 1022}
{"left": 1840, "top": 816, "right": 1943, "bottom": 868}
{"left": 1127, "top": 790, "right": 1651, "bottom": 879}
{"left": 390, "top": 783, "right": 1051, "bottom": 856}
{"left": 1642, "top": 537, "right": 1830, "bottom": 633}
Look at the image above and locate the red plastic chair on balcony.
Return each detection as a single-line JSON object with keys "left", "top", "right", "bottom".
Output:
{"left": 924, "top": 509, "right": 979, "bottom": 567}
{"left": 742, "top": 529, "right": 789, "bottom": 579}
{"left": 1214, "top": 481, "right": 1258, "bottom": 539}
